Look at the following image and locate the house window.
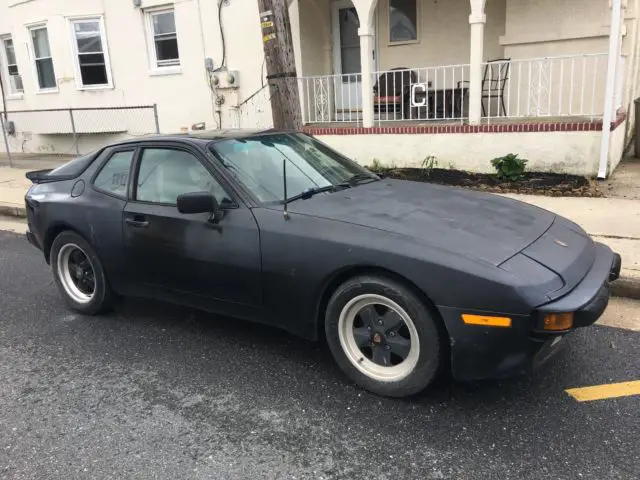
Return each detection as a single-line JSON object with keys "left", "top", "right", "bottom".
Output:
{"left": 1, "top": 36, "right": 23, "bottom": 94}
{"left": 29, "top": 26, "right": 56, "bottom": 90}
{"left": 70, "top": 18, "right": 112, "bottom": 88}
{"left": 389, "top": 0, "right": 418, "bottom": 43}
{"left": 147, "top": 8, "right": 180, "bottom": 68}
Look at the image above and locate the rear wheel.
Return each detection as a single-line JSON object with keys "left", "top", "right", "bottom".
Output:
{"left": 51, "top": 231, "right": 114, "bottom": 315}
{"left": 325, "top": 275, "right": 442, "bottom": 397}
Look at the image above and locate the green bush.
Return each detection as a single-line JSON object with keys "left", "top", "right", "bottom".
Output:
{"left": 370, "top": 158, "right": 383, "bottom": 172}
{"left": 491, "top": 153, "right": 528, "bottom": 181}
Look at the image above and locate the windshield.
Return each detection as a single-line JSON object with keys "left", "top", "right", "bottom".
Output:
{"left": 209, "top": 133, "right": 377, "bottom": 203}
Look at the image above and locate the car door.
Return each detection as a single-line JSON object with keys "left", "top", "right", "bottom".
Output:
{"left": 122, "top": 143, "right": 262, "bottom": 310}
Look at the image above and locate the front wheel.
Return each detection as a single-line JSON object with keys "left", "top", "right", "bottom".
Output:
{"left": 50, "top": 231, "right": 114, "bottom": 315}
{"left": 325, "top": 276, "right": 443, "bottom": 398}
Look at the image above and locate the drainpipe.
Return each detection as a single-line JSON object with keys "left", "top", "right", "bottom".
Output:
{"left": 598, "top": 0, "right": 624, "bottom": 179}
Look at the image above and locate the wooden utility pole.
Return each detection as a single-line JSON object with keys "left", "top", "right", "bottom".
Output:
{"left": 258, "top": 0, "right": 302, "bottom": 130}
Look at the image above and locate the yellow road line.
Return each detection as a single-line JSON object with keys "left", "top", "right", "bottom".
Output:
{"left": 566, "top": 380, "right": 640, "bottom": 402}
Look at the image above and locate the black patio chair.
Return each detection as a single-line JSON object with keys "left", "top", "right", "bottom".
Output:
{"left": 373, "top": 67, "right": 418, "bottom": 119}
{"left": 458, "top": 58, "right": 511, "bottom": 116}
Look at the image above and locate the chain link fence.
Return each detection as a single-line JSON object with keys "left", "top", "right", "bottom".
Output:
{"left": 1, "top": 105, "right": 159, "bottom": 166}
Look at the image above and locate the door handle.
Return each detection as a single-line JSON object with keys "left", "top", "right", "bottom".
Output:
{"left": 125, "top": 217, "right": 149, "bottom": 228}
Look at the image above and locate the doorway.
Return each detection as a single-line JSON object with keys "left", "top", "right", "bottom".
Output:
{"left": 331, "top": 0, "right": 377, "bottom": 121}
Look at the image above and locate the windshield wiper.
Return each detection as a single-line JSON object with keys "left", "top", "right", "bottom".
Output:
{"left": 341, "top": 172, "right": 379, "bottom": 186}
{"left": 286, "top": 184, "right": 347, "bottom": 203}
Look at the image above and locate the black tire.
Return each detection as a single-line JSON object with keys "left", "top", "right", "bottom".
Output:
{"left": 50, "top": 230, "right": 114, "bottom": 315}
{"left": 324, "top": 275, "right": 443, "bottom": 398}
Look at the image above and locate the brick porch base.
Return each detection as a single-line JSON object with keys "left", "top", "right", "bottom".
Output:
{"left": 303, "top": 110, "right": 627, "bottom": 136}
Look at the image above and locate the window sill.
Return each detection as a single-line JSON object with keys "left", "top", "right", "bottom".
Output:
{"left": 76, "top": 84, "right": 114, "bottom": 91}
{"left": 149, "top": 67, "right": 182, "bottom": 77}
{"left": 35, "top": 88, "right": 59, "bottom": 95}
{"left": 6, "top": 93, "right": 24, "bottom": 100}
{"left": 388, "top": 39, "right": 420, "bottom": 47}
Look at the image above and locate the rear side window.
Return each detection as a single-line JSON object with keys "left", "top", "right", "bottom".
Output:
{"left": 47, "top": 151, "right": 98, "bottom": 178}
{"left": 93, "top": 150, "right": 135, "bottom": 198}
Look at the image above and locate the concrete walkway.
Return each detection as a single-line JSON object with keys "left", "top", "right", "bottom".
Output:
{"left": 1, "top": 160, "right": 638, "bottom": 298}
{"left": 502, "top": 193, "right": 640, "bottom": 298}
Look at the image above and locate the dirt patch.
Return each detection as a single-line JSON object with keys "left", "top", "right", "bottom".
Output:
{"left": 372, "top": 167, "right": 603, "bottom": 197}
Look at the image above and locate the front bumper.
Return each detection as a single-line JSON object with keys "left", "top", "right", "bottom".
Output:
{"left": 26, "top": 229, "right": 42, "bottom": 251}
{"left": 439, "top": 243, "right": 620, "bottom": 382}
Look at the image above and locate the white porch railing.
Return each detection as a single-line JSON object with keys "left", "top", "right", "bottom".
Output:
{"left": 298, "top": 53, "right": 609, "bottom": 125}
{"left": 298, "top": 73, "right": 365, "bottom": 124}
{"left": 480, "top": 54, "right": 608, "bottom": 119}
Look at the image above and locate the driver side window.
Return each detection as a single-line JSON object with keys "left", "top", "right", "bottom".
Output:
{"left": 135, "top": 148, "right": 229, "bottom": 205}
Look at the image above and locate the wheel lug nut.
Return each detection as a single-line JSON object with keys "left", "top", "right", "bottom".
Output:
{"left": 385, "top": 345, "right": 390, "bottom": 350}
{"left": 377, "top": 319, "right": 384, "bottom": 326}
{"left": 367, "top": 326, "right": 372, "bottom": 331}
{"left": 389, "top": 331, "right": 396, "bottom": 337}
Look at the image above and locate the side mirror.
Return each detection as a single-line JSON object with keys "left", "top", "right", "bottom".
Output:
{"left": 177, "top": 191, "right": 219, "bottom": 216}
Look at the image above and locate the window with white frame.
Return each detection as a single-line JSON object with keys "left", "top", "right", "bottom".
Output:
{"left": 147, "top": 8, "right": 180, "bottom": 69}
{"left": 389, "top": 0, "right": 418, "bottom": 43}
{"left": 1, "top": 36, "right": 23, "bottom": 94}
{"left": 29, "top": 25, "right": 57, "bottom": 90}
{"left": 70, "top": 18, "right": 112, "bottom": 88}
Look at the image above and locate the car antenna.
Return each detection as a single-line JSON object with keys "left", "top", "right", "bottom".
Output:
{"left": 282, "top": 158, "right": 289, "bottom": 220}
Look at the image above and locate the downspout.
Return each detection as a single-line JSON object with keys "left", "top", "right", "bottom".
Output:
{"left": 598, "top": 0, "right": 624, "bottom": 179}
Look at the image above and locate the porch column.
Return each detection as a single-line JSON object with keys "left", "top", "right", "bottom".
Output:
{"left": 468, "top": 0, "right": 486, "bottom": 125}
{"left": 359, "top": 23, "right": 375, "bottom": 127}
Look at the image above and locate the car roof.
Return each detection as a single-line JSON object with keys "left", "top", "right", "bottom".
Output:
{"left": 109, "top": 128, "right": 296, "bottom": 148}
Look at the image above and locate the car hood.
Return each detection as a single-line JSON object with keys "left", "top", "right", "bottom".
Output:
{"left": 286, "top": 179, "right": 556, "bottom": 266}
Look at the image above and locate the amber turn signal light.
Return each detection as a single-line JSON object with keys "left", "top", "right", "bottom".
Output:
{"left": 462, "top": 314, "right": 512, "bottom": 328}
{"left": 542, "top": 313, "right": 574, "bottom": 331}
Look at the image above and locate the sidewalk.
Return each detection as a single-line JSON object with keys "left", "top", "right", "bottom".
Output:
{"left": 502, "top": 194, "right": 640, "bottom": 299}
{"left": 1, "top": 162, "right": 638, "bottom": 298}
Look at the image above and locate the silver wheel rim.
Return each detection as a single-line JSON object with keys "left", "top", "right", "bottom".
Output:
{"left": 338, "top": 294, "right": 420, "bottom": 383}
{"left": 56, "top": 243, "right": 96, "bottom": 304}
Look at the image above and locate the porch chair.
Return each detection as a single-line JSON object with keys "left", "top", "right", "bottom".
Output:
{"left": 373, "top": 68, "right": 418, "bottom": 119}
{"left": 458, "top": 58, "right": 511, "bottom": 117}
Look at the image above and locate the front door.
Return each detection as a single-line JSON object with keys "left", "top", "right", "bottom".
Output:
{"left": 331, "top": 1, "right": 371, "bottom": 121}
{"left": 122, "top": 144, "right": 262, "bottom": 311}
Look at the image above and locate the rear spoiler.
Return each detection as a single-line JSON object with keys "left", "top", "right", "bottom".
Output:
{"left": 25, "top": 169, "right": 54, "bottom": 184}
{"left": 25, "top": 169, "right": 76, "bottom": 184}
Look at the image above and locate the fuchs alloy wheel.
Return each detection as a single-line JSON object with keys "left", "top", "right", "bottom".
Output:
{"left": 325, "top": 275, "right": 443, "bottom": 398}
{"left": 50, "top": 231, "right": 114, "bottom": 315}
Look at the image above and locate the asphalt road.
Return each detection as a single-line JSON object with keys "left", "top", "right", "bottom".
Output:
{"left": 0, "top": 230, "right": 638, "bottom": 480}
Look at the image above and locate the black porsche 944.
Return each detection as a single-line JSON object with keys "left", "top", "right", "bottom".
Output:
{"left": 24, "top": 129, "right": 621, "bottom": 398}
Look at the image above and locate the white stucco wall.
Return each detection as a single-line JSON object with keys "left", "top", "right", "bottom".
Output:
{"left": 0, "top": 0, "right": 269, "bottom": 154}
{"left": 317, "top": 131, "right": 602, "bottom": 176}
{"left": 376, "top": 0, "right": 506, "bottom": 70}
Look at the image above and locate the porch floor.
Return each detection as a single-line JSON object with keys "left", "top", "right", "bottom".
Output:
{"left": 306, "top": 115, "right": 601, "bottom": 128}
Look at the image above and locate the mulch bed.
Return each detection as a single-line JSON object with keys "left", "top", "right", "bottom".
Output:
{"left": 372, "top": 168, "right": 603, "bottom": 197}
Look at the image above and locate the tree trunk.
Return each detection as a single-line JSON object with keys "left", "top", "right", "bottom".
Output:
{"left": 257, "top": 0, "right": 302, "bottom": 130}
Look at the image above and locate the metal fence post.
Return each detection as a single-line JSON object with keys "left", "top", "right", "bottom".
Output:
{"left": 153, "top": 104, "right": 160, "bottom": 134}
{"left": 0, "top": 114, "right": 12, "bottom": 167}
{"left": 69, "top": 108, "right": 80, "bottom": 155}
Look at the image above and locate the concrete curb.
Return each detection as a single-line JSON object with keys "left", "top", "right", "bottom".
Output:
{"left": 611, "top": 273, "right": 640, "bottom": 300}
{"left": 0, "top": 203, "right": 26, "bottom": 218}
